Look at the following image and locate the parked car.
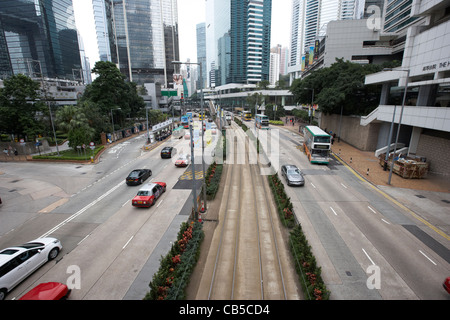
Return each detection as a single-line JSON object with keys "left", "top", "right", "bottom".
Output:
{"left": 19, "top": 282, "right": 71, "bottom": 300}
{"left": 161, "top": 146, "right": 176, "bottom": 158}
{"left": 0, "top": 237, "right": 62, "bottom": 300}
{"left": 126, "top": 169, "right": 152, "bottom": 185}
{"left": 132, "top": 182, "right": 166, "bottom": 208}
{"left": 175, "top": 154, "right": 191, "bottom": 167}
{"left": 281, "top": 164, "right": 305, "bottom": 186}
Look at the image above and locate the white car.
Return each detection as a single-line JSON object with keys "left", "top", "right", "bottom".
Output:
{"left": 0, "top": 237, "right": 62, "bottom": 300}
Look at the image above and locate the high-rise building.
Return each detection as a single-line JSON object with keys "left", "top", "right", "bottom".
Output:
{"left": 0, "top": 0, "right": 83, "bottom": 80}
{"left": 196, "top": 23, "right": 207, "bottom": 89}
{"left": 105, "top": 0, "right": 179, "bottom": 86}
{"left": 206, "top": 0, "right": 272, "bottom": 86}
{"left": 269, "top": 51, "right": 280, "bottom": 85}
{"left": 289, "top": 0, "right": 360, "bottom": 83}
{"left": 92, "top": 0, "right": 112, "bottom": 62}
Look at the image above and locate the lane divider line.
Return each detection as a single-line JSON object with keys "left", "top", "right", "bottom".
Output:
{"left": 40, "top": 181, "right": 125, "bottom": 238}
{"left": 332, "top": 154, "right": 450, "bottom": 241}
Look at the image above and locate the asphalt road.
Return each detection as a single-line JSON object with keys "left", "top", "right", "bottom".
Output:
{"left": 0, "top": 127, "right": 217, "bottom": 300}
{"left": 1, "top": 122, "right": 449, "bottom": 300}
{"left": 274, "top": 126, "right": 450, "bottom": 300}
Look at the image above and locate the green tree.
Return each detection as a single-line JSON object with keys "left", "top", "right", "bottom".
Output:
{"left": 56, "top": 105, "right": 95, "bottom": 148}
{"left": 290, "top": 59, "right": 385, "bottom": 116}
{"left": 0, "top": 74, "right": 45, "bottom": 139}
{"left": 81, "top": 61, "right": 145, "bottom": 123}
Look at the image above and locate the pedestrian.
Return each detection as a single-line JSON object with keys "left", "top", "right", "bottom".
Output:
{"left": 14, "top": 148, "right": 18, "bottom": 156}
{"left": 3, "top": 148, "right": 9, "bottom": 156}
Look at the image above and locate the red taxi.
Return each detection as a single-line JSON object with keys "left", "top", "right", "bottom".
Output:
{"left": 19, "top": 282, "right": 71, "bottom": 300}
{"left": 132, "top": 182, "right": 166, "bottom": 208}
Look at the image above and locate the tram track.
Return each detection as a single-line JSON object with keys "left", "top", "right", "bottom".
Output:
{"left": 203, "top": 121, "right": 298, "bottom": 300}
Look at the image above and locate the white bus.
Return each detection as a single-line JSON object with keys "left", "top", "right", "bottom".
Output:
{"left": 303, "top": 126, "right": 331, "bottom": 164}
{"left": 255, "top": 114, "right": 269, "bottom": 129}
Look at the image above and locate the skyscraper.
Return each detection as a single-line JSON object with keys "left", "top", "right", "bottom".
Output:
{"left": 196, "top": 22, "right": 207, "bottom": 89}
{"left": 92, "top": 0, "right": 112, "bottom": 62}
{"left": 105, "top": 0, "right": 179, "bottom": 86}
{"left": 206, "top": 0, "right": 272, "bottom": 86}
{"left": 0, "top": 0, "right": 82, "bottom": 80}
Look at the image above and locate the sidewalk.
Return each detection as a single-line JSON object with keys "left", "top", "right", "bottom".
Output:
{"left": 278, "top": 118, "right": 450, "bottom": 193}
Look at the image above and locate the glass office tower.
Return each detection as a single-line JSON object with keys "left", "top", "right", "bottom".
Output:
{"left": 208, "top": 0, "right": 271, "bottom": 86}
{"left": 106, "top": 0, "right": 179, "bottom": 86}
{"left": 0, "top": 0, "right": 82, "bottom": 80}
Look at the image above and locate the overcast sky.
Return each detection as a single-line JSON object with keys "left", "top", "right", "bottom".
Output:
{"left": 73, "top": 0, "right": 292, "bottom": 67}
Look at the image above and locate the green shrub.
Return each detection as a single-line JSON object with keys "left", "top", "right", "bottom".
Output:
{"left": 289, "top": 225, "right": 329, "bottom": 300}
{"left": 145, "top": 221, "right": 204, "bottom": 300}
{"left": 205, "top": 162, "right": 223, "bottom": 200}
{"left": 268, "top": 174, "right": 295, "bottom": 228}
{"left": 269, "top": 120, "right": 284, "bottom": 125}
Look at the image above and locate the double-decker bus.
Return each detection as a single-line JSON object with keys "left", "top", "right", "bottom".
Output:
{"left": 181, "top": 115, "right": 189, "bottom": 128}
{"left": 303, "top": 126, "right": 331, "bottom": 164}
{"left": 255, "top": 114, "right": 269, "bottom": 129}
{"left": 242, "top": 111, "right": 252, "bottom": 121}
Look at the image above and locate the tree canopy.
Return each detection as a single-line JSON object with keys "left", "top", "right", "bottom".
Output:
{"left": 290, "top": 59, "right": 400, "bottom": 116}
{"left": 81, "top": 61, "right": 145, "bottom": 119}
{"left": 0, "top": 74, "right": 45, "bottom": 138}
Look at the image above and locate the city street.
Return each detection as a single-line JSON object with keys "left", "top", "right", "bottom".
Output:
{"left": 1, "top": 120, "right": 449, "bottom": 300}
{"left": 0, "top": 125, "right": 216, "bottom": 300}
{"left": 274, "top": 125, "right": 450, "bottom": 299}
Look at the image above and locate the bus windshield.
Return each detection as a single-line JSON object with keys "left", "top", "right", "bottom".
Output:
{"left": 314, "top": 136, "right": 330, "bottom": 143}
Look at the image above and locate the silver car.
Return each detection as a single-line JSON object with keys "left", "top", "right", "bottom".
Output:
{"left": 0, "top": 237, "right": 62, "bottom": 300}
{"left": 281, "top": 164, "right": 305, "bottom": 186}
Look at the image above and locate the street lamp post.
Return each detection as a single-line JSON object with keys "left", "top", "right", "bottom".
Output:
{"left": 110, "top": 107, "right": 121, "bottom": 142}
{"left": 382, "top": 68, "right": 410, "bottom": 185}
{"left": 172, "top": 60, "right": 207, "bottom": 214}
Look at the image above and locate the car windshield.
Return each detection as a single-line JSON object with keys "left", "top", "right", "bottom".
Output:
{"left": 129, "top": 171, "right": 140, "bottom": 177}
{"left": 19, "top": 242, "right": 44, "bottom": 249}
{"left": 137, "top": 191, "right": 150, "bottom": 196}
{"left": 287, "top": 169, "right": 300, "bottom": 175}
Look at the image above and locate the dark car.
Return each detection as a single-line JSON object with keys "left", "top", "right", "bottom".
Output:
{"left": 161, "top": 146, "right": 176, "bottom": 159}
{"left": 126, "top": 169, "right": 152, "bottom": 186}
{"left": 281, "top": 164, "right": 305, "bottom": 186}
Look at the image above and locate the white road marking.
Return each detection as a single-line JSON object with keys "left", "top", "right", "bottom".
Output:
{"left": 362, "top": 248, "right": 376, "bottom": 265}
{"left": 419, "top": 250, "right": 437, "bottom": 265}
{"left": 368, "top": 206, "right": 377, "bottom": 214}
{"left": 330, "top": 207, "right": 338, "bottom": 216}
{"left": 123, "top": 236, "right": 134, "bottom": 249}
{"left": 40, "top": 180, "right": 125, "bottom": 238}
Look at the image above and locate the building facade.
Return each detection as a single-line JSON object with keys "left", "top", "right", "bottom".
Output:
{"left": 196, "top": 22, "right": 207, "bottom": 89}
{"left": 0, "top": 0, "right": 82, "bottom": 81}
{"left": 105, "top": 0, "right": 179, "bottom": 86}
{"left": 206, "top": 0, "right": 272, "bottom": 86}
{"left": 364, "top": 0, "right": 450, "bottom": 175}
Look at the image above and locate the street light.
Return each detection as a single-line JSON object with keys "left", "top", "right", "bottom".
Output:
{"left": 382, "top": 68, "right": 410, "bottom": 185}
{"left": 110, "top": 107, "right": 121, "bottom": 143}
{"left": 172, "top": 60, "right": 207, "bottom": 214}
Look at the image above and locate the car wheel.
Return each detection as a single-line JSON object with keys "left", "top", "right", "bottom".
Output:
{"left": 48, "top": 247, "right": 60, "bottom": 261}
{"left": 0, "top": 289, "right": 6, "bottom": 300}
